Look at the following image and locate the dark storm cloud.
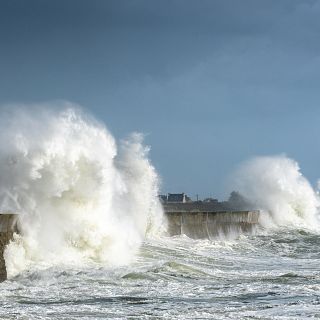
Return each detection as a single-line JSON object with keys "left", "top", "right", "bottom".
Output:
{"left": 1, "top": 0, "right": 319, "bottom": 82}
{"left": 1, "top": 0, "right": 320, "bottom": 197}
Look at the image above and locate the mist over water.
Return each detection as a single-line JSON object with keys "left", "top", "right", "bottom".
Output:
{"left": 0, "top": 105, "right": 164, "bottom": 277}
{"left": 1, "top": 105, "right": 320, "bottom": 319}
{"left": 230, "top": 155, "right": 320, "bottom": 229}
{"left": 0, "top": 106, "right": 319, "bottom": 279}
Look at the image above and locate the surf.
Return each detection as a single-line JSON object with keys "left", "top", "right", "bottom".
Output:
{"left": 0, "top": 104, "right": 164, "bottom": 277}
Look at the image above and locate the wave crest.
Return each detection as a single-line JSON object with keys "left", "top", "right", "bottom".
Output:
{"left": 0, "top": 104, "right": 164, "bottom": 277}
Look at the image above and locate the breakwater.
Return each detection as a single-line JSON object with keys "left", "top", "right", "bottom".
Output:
{"left": 164, "top": 204, "right": 259, "bottom": 239}
{"left": 0, "top": 208, "right": 259, "bottom": 281}
{"left": 162, "top": 195, "right": 260, "bottom": 239}
{"left": 0, "top": 214, "right": 18, "bottom": 281}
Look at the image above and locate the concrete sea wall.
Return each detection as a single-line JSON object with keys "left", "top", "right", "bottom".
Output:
{"left": 165, "top": 211, "right": 260, "bottom": 239}
{"left": 0, "top": 210, "right": 259, "bottom": 281}
{"left": 0, "top": 214, "right": 18, "bottom": 281}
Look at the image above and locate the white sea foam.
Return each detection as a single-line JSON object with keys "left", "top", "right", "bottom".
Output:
{"left": 0, "top": 104, "right": 164, "bottom": 277}
{"left": 230, "top": 155, "right": 320, "bottom": 229}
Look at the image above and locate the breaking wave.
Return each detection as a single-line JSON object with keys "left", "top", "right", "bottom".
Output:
{"left": 230, "top": 155, "right": 320, "bottom": 229}
{"left": 0, "top": 104, "right": 164, "bottom": 277}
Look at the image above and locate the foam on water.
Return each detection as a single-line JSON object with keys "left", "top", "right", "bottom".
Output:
{"left": 0, "top": 104, "right": 164, "bottom": 277}
{"left": 2, "top": 230, "right": 320, "bottom": 319}
{"left": 1, "top": 106, "right": 320, "bottom": 318}
{"left": 1, "top": 104, "right": 319, "bottom": 282}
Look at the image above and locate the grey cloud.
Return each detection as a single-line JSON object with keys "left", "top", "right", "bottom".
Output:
{"left": 1, "top": 0, "right": 320, "bottom": 196}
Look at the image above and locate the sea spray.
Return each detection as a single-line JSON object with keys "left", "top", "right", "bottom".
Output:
{"left": 230, "top": 155, "right": 320, "bottom": 228}
{"left": 0, "top": 104, "right": 164, "bottom": 277}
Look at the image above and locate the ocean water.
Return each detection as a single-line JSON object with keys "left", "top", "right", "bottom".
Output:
{"left": 0, "top": 105, "right": 320, "bottom": 319}
{"left": 1, "top": 228, "right": 320, "bottom": 319}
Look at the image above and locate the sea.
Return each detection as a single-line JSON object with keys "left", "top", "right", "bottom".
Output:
{"left": 1, "top": 227, "right": 320, "bottom": 319}
{"left": 0, "top": 106, "right": 319, "bottom": 319}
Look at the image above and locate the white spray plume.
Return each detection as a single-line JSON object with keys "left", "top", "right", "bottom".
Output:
{"left": 230, "top": 155, "right": 320, "bottom": 229}
{"left": 0, "top": 103, "right": 165, "bottom": 277}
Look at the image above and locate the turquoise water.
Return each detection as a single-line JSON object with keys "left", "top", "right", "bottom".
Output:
{"left": 1, "top": 229, "right": 320, "bottom": 319}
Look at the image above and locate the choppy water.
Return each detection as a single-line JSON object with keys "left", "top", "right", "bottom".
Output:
{"left": 1, "top": 105, "right": 320, "bottom": 319}
{"left": 1, "top": 228, "right": 320, "bottom": 319}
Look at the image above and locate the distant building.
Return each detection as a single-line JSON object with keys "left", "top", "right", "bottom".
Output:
{"left": 158, "top": 195, "right": 168, "bottom": 203}
{"left": 167, "top": 193, "right": 190, "bottom": 203}
{"left": 159, "top": 191, "right": 252, "bottom": 211}
{"left": 159, "top": 193, "right": 193, "bottom": 203}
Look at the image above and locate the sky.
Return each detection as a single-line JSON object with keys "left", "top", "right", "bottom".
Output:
{"left": 1, "top": 0, "right": 320, "bottom": 199}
